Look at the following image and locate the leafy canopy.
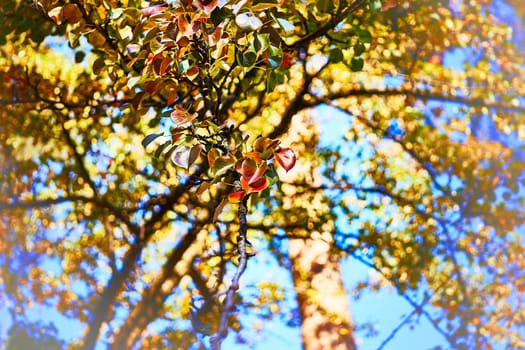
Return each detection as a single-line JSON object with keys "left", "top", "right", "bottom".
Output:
{"left": 1, "top": 0, "right": 525, "bottom": 349}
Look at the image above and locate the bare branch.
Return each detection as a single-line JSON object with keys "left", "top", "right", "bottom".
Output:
{"left": 0, "top": 195, "right": 93, "bottom": 211}
{"left": 211, "top": 195, "right": 250, "bottom": 350}
{"left": 315, "top": 88, "right": 525, "bottom": 113}
{"left": 352, "top": 254, "right": 451, "bottom": 347}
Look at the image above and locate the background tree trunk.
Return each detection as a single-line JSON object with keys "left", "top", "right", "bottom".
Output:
{"left": 289, "top": 233, "right": 356, "bottom": 350}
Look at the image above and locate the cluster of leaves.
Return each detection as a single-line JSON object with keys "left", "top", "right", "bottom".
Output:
{"left": 40, "top": 0, "right": 305, "bottom": 205}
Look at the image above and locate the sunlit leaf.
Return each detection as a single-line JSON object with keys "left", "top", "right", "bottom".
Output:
{"left": 228, "top": 190, "right": 245, "bottom": 203}
{"left": 171, "top": 145, "right": 191, "bottom": 168}
{"left": 235, "top": 12, "right": 263, "bottom": 32}
{"left": 171, "top": 106, "right": 198, "bottom": 126}
{"left": 273, "top": 17, "right": 295, "bottom": 33}
{"left": 141, "top": 4, "right": 168, "bottom": 17}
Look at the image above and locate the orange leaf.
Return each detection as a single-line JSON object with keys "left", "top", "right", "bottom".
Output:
{"left": 62, "top": 4, "right": 82, "bottom": 24}
{"left": 244, "top": 152, "right": 262, "bottom": 164}
{"left": 228, "top": 190, "right": 246, "bottom": 203}
{"left": 171, "top": 105, "right": 198, "bottom": 125}
{"left": 254, "top": 137, "right": 279, "bottom": 153}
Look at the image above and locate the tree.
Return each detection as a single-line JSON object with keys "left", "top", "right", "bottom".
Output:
{"left": 1, "top": 0, "right": 524, "bottom": 349}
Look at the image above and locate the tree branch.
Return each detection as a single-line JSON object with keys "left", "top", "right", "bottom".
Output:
{"left": 0, "top": 195, "right": 92, "bottom": 211}
{"left": 317, "top": 88, "right": 525, "bottom": 113}
{"left": 111, "top": 221, "right": 206, "bottom": 349}
{"left": 287, "top": 0, "right": 367, "bottom": 50}
{"left": 211, "top": 195, "right": 249, "bottom": 350}
{"left": 352, "top": 254, "right": 451, "bottom": 347}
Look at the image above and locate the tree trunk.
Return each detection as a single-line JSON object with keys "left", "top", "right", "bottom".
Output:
{"left": 289, "top": 232, "right": 356, "bottom": 350}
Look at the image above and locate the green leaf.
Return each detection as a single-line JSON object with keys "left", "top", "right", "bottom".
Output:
{"left": 316, "top": 0, "right": 333, "bottom": 13}
{"left": 188, "top": 144, "right": 203, "bottom": 169}
{"left": 350, "top": 57, "right": 364, "bottom": 71}
{"left": 267, "top": 69, "right": 286, "bottom": 91}
{"left": 142, "top": 133, "right": 163, "bottom": 148}
{"left": 268, "top": 45, "right": 282, "bottom": 67}
{"left": 213, "top": 154, "right": 235, "bottom": 176}
{"left": 251, "top": 0, "right": 280, "bottom": 11}
{"left": 354, "top": 42, "right": 366, "bottom": 56}
{"left": 210, "top": 7, "right": 230, "bottom": 27}
{"left": 368, "top": 0, "right": 383, "bottom": 13}
{"left": 329, "top": 48, "right": 344, "bottom": 63}
{"left": 143, "top": 27, "right": 160, "bottom": 44}
{"left": 154, "top": 140, "right": 172, "bottom": 158}
{"left": 355, "top": 28, "right": 372, "bottom": 44}
{"left": 110, "top": 8, "right": 124, "bottom": 19}
{"left": 253, "top": 32, "right": 269, "bottom": 53}
{"left": 236, "top": 50, "right": 257, "bottom": 67}
{"left": 268, "top": 45, "right": 282, "bottom": 57}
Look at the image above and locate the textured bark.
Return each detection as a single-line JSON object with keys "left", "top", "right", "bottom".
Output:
{"left": 289, "top": 233, "right": 356, "bottom": 350}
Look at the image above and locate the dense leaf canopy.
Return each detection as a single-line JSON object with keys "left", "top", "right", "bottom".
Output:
{"left": 1, "top": 0, "right": 524, "bottom": 349}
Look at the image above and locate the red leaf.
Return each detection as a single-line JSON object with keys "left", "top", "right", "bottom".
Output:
{"left": 160, "top": 57, "right": 173, "bottom": 75}
{"left": 167, "top": 89, "right": 177, "bottom": 106}
{"left": 241, "top": 176, "right": 268, "bottom": 194}
{"left": 274, "top": 147, "right": 296, "bottom": 172}
{"left": 131, "top": 91, "right": 145, "bottom": 109}
{"left": 247, "top": 163, "right": 267, "bottom": 186}
{"left": 237, "top": 159, "right": 267, "bottom": 185}
{"left": 281, "top": 52, "right": 292, "bottom": 69}
{"left": 382, "top": 0, "right": 398, "bottom": 11}
{"left": 195, "top": 0, "right": 219, "bottom": 14}
{"left": 141, "top": 4, "right": 168, "bottom": 17}
{"left": 145, "top": 79, "right": 162, "bottom": 96}
{"left": 178, "top": 15, "right": 199, "bottom": 37}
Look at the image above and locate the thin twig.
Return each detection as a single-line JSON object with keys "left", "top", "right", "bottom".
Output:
{"left": 211, "top": 195, "right": 250, "bottom": 350}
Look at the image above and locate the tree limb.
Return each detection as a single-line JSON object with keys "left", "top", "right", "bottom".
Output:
{"left": 0, "top": 195, "right": 93, "bottom": 211}
{"left": 287, "top": 0, "right": 367, "bottom": 50}
{"left": 211, "top": 195, "right": 249, "bottom": 350}
{"left": 316, "top": 88, "right": 525, "bottom": 113}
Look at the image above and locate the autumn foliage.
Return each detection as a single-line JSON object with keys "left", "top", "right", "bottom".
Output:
{"left": 1, "top": 0, "right": 525, "bottom": 349}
